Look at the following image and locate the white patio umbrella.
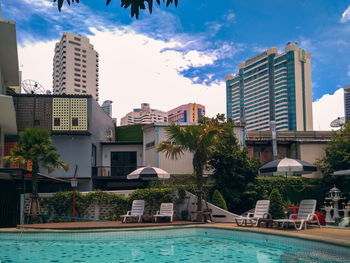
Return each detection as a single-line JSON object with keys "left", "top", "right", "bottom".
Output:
{"left": 127, "top": 166, "right": 170, "bottom": 181}
{"left": 259, "top": 157, "right": 317, "bottom": 176}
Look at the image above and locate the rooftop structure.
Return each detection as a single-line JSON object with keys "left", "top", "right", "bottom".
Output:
{"left": 226, "top": 43, "right": 313, "bottom": 131}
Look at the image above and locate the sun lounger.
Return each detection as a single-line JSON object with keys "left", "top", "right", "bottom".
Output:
{"left": 274, "top": 199, "right": 320, "bottom": 230}
{"left": 235, "top": 200, "right": 271, "bottom": 227}
{"left": 121, "top": 200, "right": 145, "bottom": 223}
{"left": 154, "top": 203, "right": 174, "bottom": 223}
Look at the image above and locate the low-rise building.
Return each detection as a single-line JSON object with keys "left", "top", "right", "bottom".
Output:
{"left": 167, "top": 103, "right": 205, "bottom": 123}
{"left": 120, "top": 103, "right": 167, "bottom": 126}
{"left": 7, "top": 94, "right": 115, "bottom": 191}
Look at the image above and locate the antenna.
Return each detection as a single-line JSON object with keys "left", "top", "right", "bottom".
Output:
{"left": 21, "top": 79, "right": 46, "bottom": 94}
{"left": 330, "top": 117, "right": 345, "bottom": 128}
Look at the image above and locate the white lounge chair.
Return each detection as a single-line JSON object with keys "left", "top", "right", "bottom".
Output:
{"left": 121, "top": 200, "right": 145, "bottom": 223}
{"left": 154, "top": 203, "right": 174, "bottom": 223}
{"left": 274, "top": 199, "right": 320, "bottom": 230}
{"left": 235, "top": 200, "right": 271, "bottom": 227}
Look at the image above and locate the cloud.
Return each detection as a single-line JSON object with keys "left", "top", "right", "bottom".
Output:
{"left": 341, "top": 5, "right": 350, "bottom": 23}
{"left": 222, "top": 11, "right": 235, "bottom": 23}
{"left": 312, "top": 88, "right": 344, "bottom": 130}
{"left": 17, "top": 27, "right": 226, "bottom": 124}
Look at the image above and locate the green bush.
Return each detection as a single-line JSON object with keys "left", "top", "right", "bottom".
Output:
{"left": 211, "top": 189, "right": 228, "bottom": 210}
{"left": 269, "top": 189, "right": 285, "bottom": 219}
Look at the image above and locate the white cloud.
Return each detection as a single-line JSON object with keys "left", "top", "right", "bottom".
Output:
{"left": 18, "top": 40, "right": 56, "bottom": 92}
{"left": 340, "top": 5, "right": 350, "bottom": 23}
{"left": 312, "top": 88, "right": 344, "bottom": 130}
{"left": 17, "top": 27, "right": 226, "bottom": 125}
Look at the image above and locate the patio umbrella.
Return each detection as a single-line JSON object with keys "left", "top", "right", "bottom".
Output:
{"left": 259, "top": 157, "right": 317, "bottom": 176}
{"left": 127, "top": 166, "right": 170, "bottom": 181}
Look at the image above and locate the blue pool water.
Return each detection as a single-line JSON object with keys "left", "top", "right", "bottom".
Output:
{"left": 0, "top": 227, "right": 349, "bottom": 263}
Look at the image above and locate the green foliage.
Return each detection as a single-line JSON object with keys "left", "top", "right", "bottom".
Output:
{"left": 209, "top": 118, "right": 261, "bottom": 213}
{"left": 116, "top": 124, "right": 143, "bottom": 143}
{"left": 316, "top": 121, "right": 350, "bottom": 179}
{"left": 269, "top": 189, "right": 285, "bottom": 219}
{"left": 41, "top": 191, "right": 89, "bottom": 218}
{"left": 42, "top": 187, "right": 187, "bottom": 221}
{"left": 53, "top": 0, "right": 178, "bottom": 19}
{"left": 3, "top": 128, "right": 68, "bottom": 195}
{"left": 158, "top": 114, "right": 229, "bottom": 221}
{"left": 211, "top": 189, "right": 227, "bottom": 210}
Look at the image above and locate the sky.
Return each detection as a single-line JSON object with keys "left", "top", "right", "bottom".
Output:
{"left": 1, "top": 0, "right": 350, "bottom": 129}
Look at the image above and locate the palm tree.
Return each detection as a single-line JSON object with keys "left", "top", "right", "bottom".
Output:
{"left": 157, "top": 116, "right": 224, "bottom": 222}
{"left": 3, "top": 128, "right": 69, "bottom": 223}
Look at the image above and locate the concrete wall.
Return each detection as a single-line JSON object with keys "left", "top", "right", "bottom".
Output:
{"left": 89, "top": 97, "right": 115, "bottom": 168}
{"left": 299, "top": 143, "right": 327, "bottom": 178}
{"left": 143, "top": 124, "right": 194, "bottom": 174}
{"left": 101, "top": 144, "right": 143, "bottom": 167}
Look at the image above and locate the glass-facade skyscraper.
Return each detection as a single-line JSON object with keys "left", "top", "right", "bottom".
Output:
{"left": 345, "top": 84, "right": 350, "bottom": 123}
{"left": 225, "top": 43, "right": 313, "bottom": 131}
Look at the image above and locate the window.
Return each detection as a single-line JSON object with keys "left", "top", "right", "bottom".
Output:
{"left": 74, "top": 89, "right": 80, "bottom": 92}
{"left": 82, "top": 55, "right": 86, "bottom": 58}
{"left": 54, "top": 118, "right": 60, "bottom": 126}
{"left": 74, "top": 73, "right": 81, "bottom": 77}
{"left": 75, "top": 48, "right": 81, "bottom": 51}
{"left": 34, "top": 120, "right": 40, "bottom": 126}
{"left": 82, "top": 70, "right": 86, "bottom": 73}
{"left": 74, "top": 37, "right": 81, "bottom": 41}
{"left": 146, "top": 141, "right": 155, "bottom": 149}
{"left": 74, "top": 53, "right": 81, "bottom": 57}
{"left": 74, "top": 63, "right": 81, "bottom": 67}
{"left": 82, "top": 49, "right": 86, "bottom": 53}
{"left": 74, "top": 83, "right": 81, "bottom": 87}
{"left": 74, "top": 58, "right": 81, "bottom": 62}
{"left": 82, "top": 59, "right": 86, "bottom": 63}
{"left": 72, "top": 117, "right": 79, "bottom": 126}
{"left": 68, "top": 40, "right": 80, "bottom": 46}
{"left": 82, "top": 65, "right": 86, "bottom": 68}
{"left": 74, "top": 78, "right": 80, "bottom": 82}
{"left": 74, "top": 68, "right": 81, "bottom": 72}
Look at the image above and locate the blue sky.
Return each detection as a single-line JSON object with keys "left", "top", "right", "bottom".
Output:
{"left": 2, "top": 0, "right": 350, "bottom": 128}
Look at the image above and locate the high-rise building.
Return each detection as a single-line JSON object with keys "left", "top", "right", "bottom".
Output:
{"left": 102, "top": 100, "right": 113, "bottom": 117}
{"left": 225, "top": 43, "right": 313, "bottom": 131}
{"left": 53, "top": 32, "right": 99, "bottom": 100}
{"left": 167, "top": 103, "right": 205, "bottom": 123}
{"left": 120, "top": 103, "right": 167, "bottom": 126}
{"left": 345, "top": 84, "right": 350, "bottom": 123}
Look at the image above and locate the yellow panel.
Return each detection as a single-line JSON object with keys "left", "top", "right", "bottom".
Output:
{"left": 52, "top": 98, "right": 70, "bottom": 130}
{"left": 70, "top": 98, "right": 88, "bottom": 130}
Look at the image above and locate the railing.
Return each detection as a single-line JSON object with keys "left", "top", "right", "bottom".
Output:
{"left": 92, "top": 166, "right": 143, "bottom": 178}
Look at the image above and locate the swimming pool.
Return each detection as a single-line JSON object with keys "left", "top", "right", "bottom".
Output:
{"left": 0, "top": 227, "right": 349, "bottom": 263}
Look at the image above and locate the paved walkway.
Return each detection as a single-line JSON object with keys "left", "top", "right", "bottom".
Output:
{"left": 1, "top": 221, "right": 349, "bottom": 248}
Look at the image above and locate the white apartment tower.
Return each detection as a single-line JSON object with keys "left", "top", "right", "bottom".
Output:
{"left": 120, "top": 103, "right": 168, "bottom": 126}
{"left": 53, "top": 32, "right": 99, "bottom": 100}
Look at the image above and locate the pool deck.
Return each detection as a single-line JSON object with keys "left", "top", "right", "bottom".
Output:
{"left": 0, "top": 222, "right": 349, "bottom": 248}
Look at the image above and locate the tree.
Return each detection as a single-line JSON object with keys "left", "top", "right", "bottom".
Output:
{"left": 269, "top": 189, "right": 285, "bottom": 219}
{"left": 3, "top": 128, "right": 69, "bottom": 222}
{"left": 157, "top": 115, "right": 225, "bottom": 221}
{"left": 53, "top": 0, "right": 178, "bottom": 19}
{"left": 316, "top": 121, "right": 350, "bottom": 178}
{"left": 209, "top": 119, "right": 261, "bottom": 213}
{"left": 211, "top": 189, "right": 227, "bottom": 211}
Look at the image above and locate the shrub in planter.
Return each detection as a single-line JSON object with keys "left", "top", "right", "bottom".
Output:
{"left": 269, "top": 188, "right": 285, "bottom": 219}
{"left": 211, "top": 189, "right": 228, "bottom": 210}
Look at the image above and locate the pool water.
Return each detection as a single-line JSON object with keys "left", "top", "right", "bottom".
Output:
{"left": 0, "top": 228, "right": 349, "bottom": 263}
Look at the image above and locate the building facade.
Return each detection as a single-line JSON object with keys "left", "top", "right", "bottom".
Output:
{"left": 226, "top": 43, "right": 313, "bottom": 131}
{"left": 167, "top": 103, "right": 205, "bottom": 123}
{"left": 120, "top": 103, "right": 167, "bottom": 126}
{"left": 0, "top": 10, "right": 19, "bottom": 168}
{"left": 53, "top": 32, "right": 99, "bottom": 100}
{"left": 9, "top": 94, "right": 115, "bottom": 190}
{"left": 345, "top": 84, "right": 350, "bottom": 123}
